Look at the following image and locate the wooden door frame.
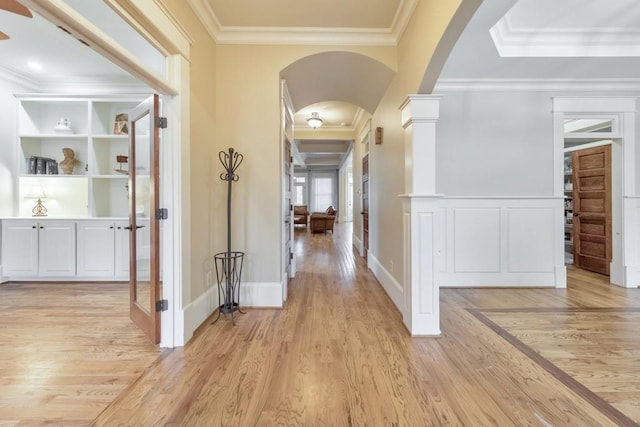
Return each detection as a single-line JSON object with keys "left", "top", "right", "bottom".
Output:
{"left": 280, "top": 80, "right": 296, "bottom": 302}
{"left": 128, "top": 95, "right": 161, "bottom": 344}
{"left": 552, "top": 97, "right": 637, "bottom": 288}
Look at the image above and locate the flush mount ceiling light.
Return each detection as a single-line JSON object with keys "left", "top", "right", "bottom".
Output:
{"left": 27, "top": 61, "right": 42, "bottom": 71}
{"left": 306, "top": 112, "right": 323, "bottom": 129}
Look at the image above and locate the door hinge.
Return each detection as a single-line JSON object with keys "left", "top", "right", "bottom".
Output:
{"left": 155, "top": 208, "right": 168, "bottom": 220}
{"left": 156, "top": 117, "right": 167, "bottom": 129}
{"left": 156, "top": 299, "right": 168, "bottom": 312}
{"left": 289, "top": 252, "right": 294, "bottom": 261}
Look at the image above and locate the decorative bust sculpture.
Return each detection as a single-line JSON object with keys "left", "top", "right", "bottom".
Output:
{"left": 60, "top": 147, "right": 80, "bottom": 175}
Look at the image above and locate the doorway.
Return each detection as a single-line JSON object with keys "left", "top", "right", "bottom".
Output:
{"left": 11, "top": 1, "right": 187, "bottom": 346}
{"left": 553, "top": 97, "right": 637, "bottom": 288}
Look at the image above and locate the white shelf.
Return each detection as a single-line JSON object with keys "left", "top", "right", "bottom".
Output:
{"left": 92, "top": 174, "right": 128, "bottom": 179}
{"left": 20, "top": 134, "right": 89, "bottom": 139}
{"left": 92, "top": 134, "right": 129, "bottom": 140}
{"left": 15, "top": 95, "right": 143, "bottom": 218}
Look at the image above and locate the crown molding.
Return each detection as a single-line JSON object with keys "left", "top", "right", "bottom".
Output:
{"left": 0, "top": 64, "right": 150, "bottom": 93}
{"left": 491, "top": 14, "right": 640, "bottom": 57}
{"left": 187, "top": 0, "right": 416, "bottom": 46}
{"left": 0, "top": 66, "right": 40, "bottom": 91}
{"left": 435, "top": 78, "right": 640, "bottom": 92}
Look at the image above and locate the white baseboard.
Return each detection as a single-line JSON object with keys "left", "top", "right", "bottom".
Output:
{"left": 240, "top": 281, "right": 284, "bottom": 307}
{"left": 352, "top": 233, "right": 363, "bottom": 257}
{"left": 183, "top": 284, "right": 219, "bottom": 343}
{"left": 368, "top": 253, "right": 405, "bottom": 316}
{"left": 439, "top": 272, "right": 556, "bottom": 287}
{"left": 555, "top": 266, "right": 567, "bottom": 288}
{"left": 183, "top": 280, "right": 283, "bottom": 344}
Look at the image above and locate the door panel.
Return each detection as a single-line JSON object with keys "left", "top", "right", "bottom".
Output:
{"left": 362, "top": 153, "right": 369, "bottom": 262}
{"left": 572, "top": 145, "right": 611, "bottom": 276}
{"left": 284, "top": 139, "right": 292, "bottom": 280}
{"left": 128, "top": 95, "right": 161, "bottom": 344}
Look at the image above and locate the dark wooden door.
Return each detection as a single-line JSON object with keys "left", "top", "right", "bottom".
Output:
{"left": 572, "top": 145, "right": 611, "bottom": 276}
{"left": 128, "top": 95, "right": 161, "bottom": 344}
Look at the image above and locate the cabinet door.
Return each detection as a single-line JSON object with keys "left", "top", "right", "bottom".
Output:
{"left": 114, "top": 220, "right": 130, "bottom": 279}
{"left": 1, "top": 220, "right": 38, "bottom": 277}
{"left": 38, "top": 221, "right": 76, "bottom": 277}
{"left": 77, "top": 221, "right": 115, "bottom": 277}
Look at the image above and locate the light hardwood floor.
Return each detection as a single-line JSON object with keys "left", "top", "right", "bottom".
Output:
{"left": 2, "top": 223, "right": 640, "bottom": 426}
{"left": 0, "top": 282, "right": 162, "bottom": 426}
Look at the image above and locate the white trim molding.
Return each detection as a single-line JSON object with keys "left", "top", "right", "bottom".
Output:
{"left": 369, "top": 252, "right": 405, "bottom": 315}
{"left": 491, "top": 13, "right": 640, "bottom": 58}
{"left": 353, "top": 233, "right": 364, "bottom": 257}
{"left": 186, "top": 0, "right": 416, "bottom": 46}
{"left": 435, "top": 78, "right": 640, "bottom": 92}
{"left": 552, "top": 96, "right": 639, "bottom": 288}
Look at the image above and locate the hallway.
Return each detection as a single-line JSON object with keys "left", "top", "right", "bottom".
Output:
{"left": 93, "top": 222, "right": 640, "bottom": 426}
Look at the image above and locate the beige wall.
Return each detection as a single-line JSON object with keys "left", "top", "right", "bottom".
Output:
{"left": 160, "top": 0, "right": 218, "bottom": 304}
{"left": 368, "top": 0, "right": 463, "bottom": 285}
{"left": 215, "top": 45, "right": 395, "bottom": 284}
{"left": 150, "top": 1, "right": 462, "bottom": 304}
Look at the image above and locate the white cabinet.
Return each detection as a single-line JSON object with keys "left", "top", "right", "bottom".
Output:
{"left": 77, "top": 221, "right": 115, "bottom": 277}
{"left": 38, "top": 221, "right": 76, "bottom": 277}
{"left": 1, "top": 220, "right": 38, "bottom": 276}
{"left": 75, "top": 220, "right": 133, "bottom": 279}
{"left": 1, "top": 220, "right": 75, "bottom": 278}
{"left": 16, "top": 95, "right": 144, "bottom": 219}
{"left": 115, "top": 220, "right": 131, "bottom": 279}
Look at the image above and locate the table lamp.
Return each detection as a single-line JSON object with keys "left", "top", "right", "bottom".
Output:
{"left": 26, "top": 186, "right": 47, "bottom": 217}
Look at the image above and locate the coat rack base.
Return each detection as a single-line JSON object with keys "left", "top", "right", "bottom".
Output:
{"left": 212, "top": 251, "right": 245, "bottom": 325}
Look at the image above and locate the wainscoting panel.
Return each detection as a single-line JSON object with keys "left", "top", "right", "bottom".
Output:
{"left": 417, "top": 212, "right": 435, "bottom": 314}
{"left": 507, "top": 208, "right": 555, "bottom": 273}
{"left": 453, "top": 208, "right": 501, "bottom": 273}
{"left": 440, "top": 198, "right": 563, "bottom": 287}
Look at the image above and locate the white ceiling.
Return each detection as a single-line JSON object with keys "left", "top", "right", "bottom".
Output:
{"left": 0, "top": 7, "right": 134, "bottom": 86}
{"left": 437, "top": 0, "right": 640, "bottom": 83}
{"left": 207, "top": 0, "right": 400, "bottom": 28}
{"left": 187, "top": 0, "right": 417, "bottom": 45}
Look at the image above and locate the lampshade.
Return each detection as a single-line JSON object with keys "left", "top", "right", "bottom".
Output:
{"left": 26, "top": 185, "right": 47, "bottom": 199}
{"left": 306, "top": 112, "right": 323, "bottom": 129}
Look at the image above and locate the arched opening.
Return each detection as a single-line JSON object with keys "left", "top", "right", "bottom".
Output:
{"left": 279, "top": 51, "right": 394, "bottom": 293}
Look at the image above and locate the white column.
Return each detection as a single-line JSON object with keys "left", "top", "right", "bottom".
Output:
{"left": 399, "top": 95, "right": 444, "bottom": 336}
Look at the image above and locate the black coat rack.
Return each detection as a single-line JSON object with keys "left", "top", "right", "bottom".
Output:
{"left": 212, "top": 147, "right": 244, "bottom": 324}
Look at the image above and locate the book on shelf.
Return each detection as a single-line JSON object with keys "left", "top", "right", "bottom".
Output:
{"left": 28, "top": 156, "right": 59, "bottom": 175}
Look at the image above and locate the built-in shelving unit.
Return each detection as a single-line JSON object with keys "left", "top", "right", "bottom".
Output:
{"left": 15, "top": 94, "right": 145, "bottom": 218}
{"left": 564, "top": 153, "right": 573, "bottom": 264}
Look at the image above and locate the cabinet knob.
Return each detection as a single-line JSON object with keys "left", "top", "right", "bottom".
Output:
{"left": 39, "top": 226, "right": 44, "bottom": 229}
{"left": 32, "top": 225, "right": 36, "bottom": 229}
{"left": 110, "top": 226, "right": 114, "bottom": 229}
